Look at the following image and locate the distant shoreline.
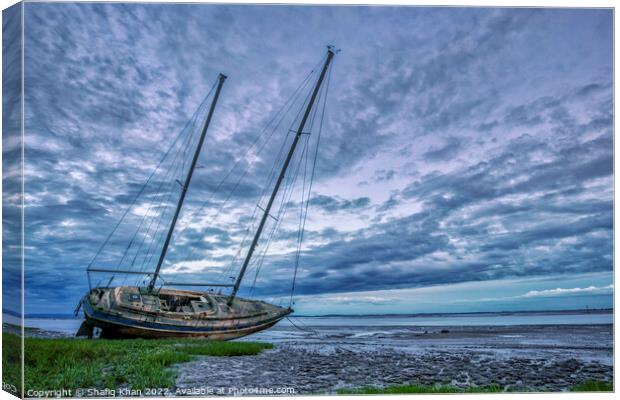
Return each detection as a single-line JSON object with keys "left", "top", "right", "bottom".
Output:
{"left": 2, "top": 307, "right": 613, "bottom": 320}
{"left": 300, "top": 308, "right": 614, "bottom": 318}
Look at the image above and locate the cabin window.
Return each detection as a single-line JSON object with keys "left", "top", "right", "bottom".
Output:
{"left": 129, "top": 294, "right": 141, "bottom": 302}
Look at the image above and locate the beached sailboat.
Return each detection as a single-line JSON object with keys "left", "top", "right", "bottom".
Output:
{"left": 76, "top": 48, "right": 335, "bottom": 339}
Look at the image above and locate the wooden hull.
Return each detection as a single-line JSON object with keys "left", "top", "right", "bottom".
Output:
{"left": 79, "top": 286, "right": 291, "bottom": 340}
{"left": 82, "top": 311, "right": 284, "bottom": 340}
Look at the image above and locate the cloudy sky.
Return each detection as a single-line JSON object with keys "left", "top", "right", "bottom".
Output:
{"left": 15, "top": 3, "right": 613, "bottom": 315}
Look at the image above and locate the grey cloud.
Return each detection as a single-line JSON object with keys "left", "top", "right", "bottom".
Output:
{"left": 310, "top": 194, "right": 371, "bottom": 212}
{"left": 17, "top": 4, "right": 612, "bottom": 312}
{"left": 423, "top": 136, "right": 462, "bottom": 161}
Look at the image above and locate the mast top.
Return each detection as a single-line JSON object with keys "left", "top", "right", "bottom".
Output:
{"left": 327, "top": 45, "right": 340, "bottom": 54}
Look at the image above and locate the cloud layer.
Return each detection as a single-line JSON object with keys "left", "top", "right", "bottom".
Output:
{"left": 18, "top": 4, "right": 613, "bottom": 313}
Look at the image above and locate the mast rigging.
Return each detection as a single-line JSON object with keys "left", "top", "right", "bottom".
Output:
{"left": 79, "top": 47, "right": 338, "bottom": 341}
{"left": 148, "top": 73, "right": 227, "bottom": 292}
{"left": 227, "top": 47, "right": 335, "bottom": 305}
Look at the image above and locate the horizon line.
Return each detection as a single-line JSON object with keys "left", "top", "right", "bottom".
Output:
{"left": 8, "top": 307, "right": 614, "bottom": 319}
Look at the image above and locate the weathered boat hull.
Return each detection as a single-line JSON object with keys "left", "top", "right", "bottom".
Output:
{"left": 81, "top": 310, "right": 284, "bottom": 340}
{"left": 79, "top": 286, "right": 291, "bottom": 340}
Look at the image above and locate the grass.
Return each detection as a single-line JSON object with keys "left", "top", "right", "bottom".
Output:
{"left": 2, "top": 333, "right": 272, "bottom": 393}
{"left": 570, "top": 380, "right": 613, "bottom": 392}
{"left": 2, "top": 333, "right": 22, "bottom": 396}
{"left": 338, "top": 380, "right": 614, "bottom": 394}
{"left": 337, "top": 383, "right": 503, "bottom": 394}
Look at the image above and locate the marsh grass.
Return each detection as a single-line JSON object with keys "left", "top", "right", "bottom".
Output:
{"left": 2, "top": 333, "right": 22, "bottom": 395}
{"left": 338, "top": 380, "right": 614, "bottom": 394}
{"left": 570, "top": 380, "right": 613, "bottom": 392}
{"left": 3, "top": 333, "right": 272, "bottom": 392}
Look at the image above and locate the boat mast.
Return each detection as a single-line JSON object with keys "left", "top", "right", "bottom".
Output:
{"left": 148, "top": 73, "right": 227, "bottom": 292}
{"left": 228, "top": 48, "right": 335, "bottom": 305}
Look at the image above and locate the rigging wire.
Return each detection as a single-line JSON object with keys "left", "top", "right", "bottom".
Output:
{"left": 248, "top": 65, "right": 325, "bottom": 297}
{"left": 250, "top": 138, "right": 310, "bottom": 281}
{"left": 286, "top": 316, "right": 352, "bottom": 353}
{"left": 129, "top": 131, "right": 199, "bottom": 286}
{"left": 255, "top": 83, "right": 322, "bottom": 297}
{"left": 94, "top": 81, "right": 216, "bottom": 288}
{"left": 289, "top": 62, "right": 333, "bottom": 306}
{"left": 247, "top": 134, "right": 311, "bottom": 294}
{"left": 171, "top": 60, "right": 321, "bottom": 243}
{"left": 133, "top": 106, "right": 207, "bottom": 260}
{"left": 94, "top": 54, "right": 332, "bottom": 296}
{"left": 135, "top": 129, "right": 200, "bottom": 279}
{"left": 86, "top": 83, "right": 216, "bottom": 272}
{"left": 245, "top": 90, "right": 320, "bottom": 288}
{"left": 117, "top": 104, "right": 203, "bottom": 273}
{"left": 174, "top": 64, "right": 321, "bottom": 285}
{"left": 121, "top": 113, "right": 205, "bottom": 287}
{"left": 162, "top": 65, "right": 320, "bottom": 284}
{"left": 233, "top": 73, "right": 321, "bottom": 287}
{"left": 232, "top": 58, "right": 332, "bottom": 298}
{"left": 229, "top": 116, "right": 303, "bottom": 277}
{"left": 118, "top": 98, "right": 209, "bottom": 286}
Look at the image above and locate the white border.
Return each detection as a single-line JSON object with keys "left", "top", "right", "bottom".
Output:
{"left": 0, "top": 2, "right": 616, "bottom": 400}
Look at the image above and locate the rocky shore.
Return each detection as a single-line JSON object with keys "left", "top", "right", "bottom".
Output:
{"left": 175, "top": 324, "right": 613, "bottom": 394}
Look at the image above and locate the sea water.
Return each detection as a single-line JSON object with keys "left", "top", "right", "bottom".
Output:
{"left": 21, "top": 310, "right": 613, "bottom": 337}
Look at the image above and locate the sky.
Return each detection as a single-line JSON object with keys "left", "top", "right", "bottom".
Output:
{"left": 10, "top": 3, "right": 613, "bottom": 315}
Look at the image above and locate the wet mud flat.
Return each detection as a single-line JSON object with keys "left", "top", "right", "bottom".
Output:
{"left": 3, "top": 323, "right": 71, "bottom": 339}
{"left": 175, "top": 324, "right": 613, "bottom": 394}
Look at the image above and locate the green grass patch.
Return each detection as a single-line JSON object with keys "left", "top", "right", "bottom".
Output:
{"left": 570, "top": 380, "right": 613, "bottom": 392}
{"left": 340, "top": 380, "right": 615, "bottom": 394}
{"left": 337, "top": 383, "right": 503, "bottom": 394}
{"left": 2, "top": 332, "right": 22, "bottom": 396}
{"left": 8, "top": 333, "right": 272, "bottom": 393}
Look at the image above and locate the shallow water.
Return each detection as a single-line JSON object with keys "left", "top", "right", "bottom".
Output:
{"left": 22, "top": 310, "right": 613, "bottom": 340}
{"left": 287, "top": 312, "right": 613, "bottom": 327}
